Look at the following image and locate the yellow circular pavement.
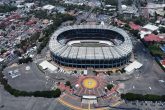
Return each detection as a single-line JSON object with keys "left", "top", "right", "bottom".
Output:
{"left": 83, "top": 78, "right": 97, "bottom": 89}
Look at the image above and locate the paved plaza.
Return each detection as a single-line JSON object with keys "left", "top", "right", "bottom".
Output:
{"left": 57, "top": 73, "right": 123, "bottom": 110}
{"left": 82, "top": 78, "right": 98, "bottom": 89}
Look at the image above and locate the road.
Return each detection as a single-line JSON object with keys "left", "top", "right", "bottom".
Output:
{"left": 75, "top": 7, "right": 94, "bottom": 25}
{"left": 123, "top": 35, "right": 165, "bottom": 95}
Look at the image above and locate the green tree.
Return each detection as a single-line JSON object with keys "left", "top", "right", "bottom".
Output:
{"left": 102, "top": 0, "right": 118, "bottom": 6}
{"left": 74, "top": 70, "right": 77, "bottom": 74}
{"left": 0, "top": 4, "right": 17, "bottom": 13}
{"left": 159, "top": 27, "right": 165, "bottom": 33}
{"left": 0, "top": 48, "right": 7, "bottom": 54}
{"left": 122, "top": 0, "right": 133, "bottom": 6}
{"left": 154, "top": 11, "right": 158, "bottom": 21}
{"left": 124, "top": 24, "right": 130, "bottom": 30}
{"left": 18, "top": 57, "right": 33, "bottom": 64}
{"left": 30, "top": 10, "right": 51, "bottom": 19}
{"left": 65, "top": 81, "right": 72, "bottom": 88}
{"left": 130, "top": 30, "right": 139, "bottom": 37}
{"left": 107, "top": 84, "right": 114, "bottom": 90}
{"left": 152, "top": 30, "right": 158, "bottom": 35}
{"left": 65, "top": 81, "right": 71, "bottom": 87}
{"left": 132, "top": 16, "right": 147, "bottom": 26}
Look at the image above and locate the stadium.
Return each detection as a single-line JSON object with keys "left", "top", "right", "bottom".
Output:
{"left": 49, "top": 25, "right": 133, "bottom": 69}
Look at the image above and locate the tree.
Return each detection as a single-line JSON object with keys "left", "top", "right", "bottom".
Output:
{"left": 0, "top": 48, "right": 7, "bottom": 54}
{"left": 159, "top": 27, "right": 165, "bottom": 33}
{"left": 124, "top": 24, "right": 130, "bottom": 30}
{"left": 152, "top": 31, "right": 158, "bottom": 35}
{"left": 154, "top": 11, "right": 158, "bottom": 21}
{"left": 107, "top": 84, "right": 114, "bottom": 90}
{"left": 133, "top": 16, "right": 147, "bottom": 26}
{"left": 54, "top": 88, "right": 61, "bottom": 97}
{"left": 122, "top": 0, "right": 133, "bottom": 6}
{"left": 130, "top": 30, "right": 139, "bottom": 37}
{"left": 65, "top": 81, "right": 72, "bottom": 88}
{"left": 74, "top": 70, "right": 77, "bottom": 74}
{"left": 26, "top": 57, "right": 33, "bottom": 62}
{"left": 140, "top": 0, "right": 148, "bottom": 7}
{"left": 18, "top": 57, "right": 33, "bottom": 64}
{"left": 103, "top": 0, "right": 118, "bottom": 6}
{"left": 121, "top": 68, "right": 126, "bottom": 73}
{"left": 107, "top": 71, "right": 113, "bottom": 75}
{"left": 121, "top": 93, "right": 164, "bottom": 101}
{"left": 81, "top": 71, "right": 84, "bottom": 74}
{"left": 144, "top": 94, "right": 161, "bottom": 101}
{"left": 0, "top": 4, "right": 17, "bottom": 13}
{"left": 65, "top": 81, "right": 71, "bottom": 86}
{"left": 13, "top": 50, "right": 21, "bottom": 57}
{"left": 30, "top": 10, "right": 51, "bottom": 19}
{"left": 121, "top": 93, "right": 144, "bottom": 101}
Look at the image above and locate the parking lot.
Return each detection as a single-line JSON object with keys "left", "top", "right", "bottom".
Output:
{"left": 3, "top": 63, "right": 54, "bottom": 91}
{"left": 0, "top": 85, "right": 70, "bottom": 110}
{"left": 2, "top": 60, "right": 79, "bottom": 92}
{"left": 122, "top": 36, "right": 165, "bottom": 95}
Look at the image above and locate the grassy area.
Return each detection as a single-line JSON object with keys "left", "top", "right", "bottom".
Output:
{"left": 148, "top": 44, "right": 164, "bottom": 56}
{"left": 0, "top": 4, "right": 17, "bottom": 13}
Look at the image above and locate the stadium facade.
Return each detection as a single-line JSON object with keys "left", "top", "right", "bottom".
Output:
{"left": 49, "top": 25, "right": 133, "bottom": 69}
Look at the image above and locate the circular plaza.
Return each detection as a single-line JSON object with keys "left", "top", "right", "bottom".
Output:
{"left": 57, "top": 72, "right": 124, "bottom": 110}
{"left": 82, "top": 78, "right": 98, "bottom": 89}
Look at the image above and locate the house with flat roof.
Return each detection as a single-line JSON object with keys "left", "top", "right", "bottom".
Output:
{"left": 0, "top": 58, "right": 4, "bottom": 65}
{"left": 142, "top": 24, "right": 159, "bottom": 32}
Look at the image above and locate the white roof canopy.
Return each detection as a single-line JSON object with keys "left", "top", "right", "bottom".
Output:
{"left": 125, "top": 61, "right": 143, "bottom": 73}
{"left": 39, "top": 60, "right": 57, "bottom": 71}
{"left": 84, "top": 70, "right": 87, "bottom": 75}
{"left": 82, "top": 95, "right": 97, "bottom": 99}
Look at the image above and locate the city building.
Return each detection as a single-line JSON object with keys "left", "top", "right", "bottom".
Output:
{"left": 42, "top": 4, "right": 55, "bottom": 11}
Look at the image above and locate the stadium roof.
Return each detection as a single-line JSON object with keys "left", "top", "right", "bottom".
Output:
{"left": 49, "top": 25, "right": 132, "bottom": 60}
